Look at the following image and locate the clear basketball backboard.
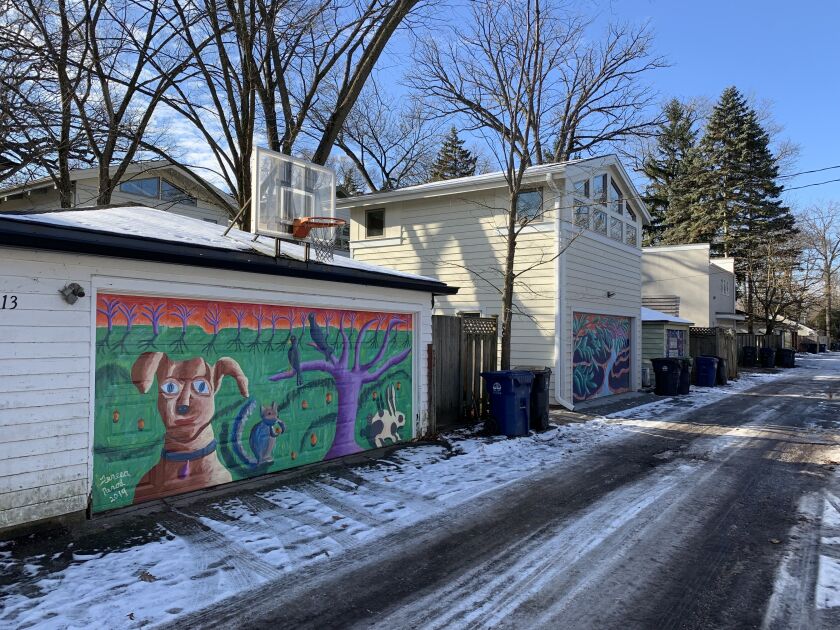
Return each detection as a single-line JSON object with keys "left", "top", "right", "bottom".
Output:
{"left": 251, "top": 147, "right": 336, "bottom": 240}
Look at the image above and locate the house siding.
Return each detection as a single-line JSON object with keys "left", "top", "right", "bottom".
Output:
{"left": 351, "top": 190, "right": 558, "bottom": 370}
{"left": 0, "top": 246, "right": 432, "bottom": 531}
{"left": 642, "top": 245, "right": 712, "bottom": 328}
{"left": 560, "top": 222, "right": 643, "bottom": 404}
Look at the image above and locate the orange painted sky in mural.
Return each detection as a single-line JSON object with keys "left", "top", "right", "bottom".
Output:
{"left": 96, "top": 294, "right": 412, "bottom": 334}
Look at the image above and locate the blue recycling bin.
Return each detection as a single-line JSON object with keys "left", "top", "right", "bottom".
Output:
{"left": 695, "top": 356, "right": 719, "bottom": 387}
{"left": 480, "top": 370, "right": 534, "bottom": 437}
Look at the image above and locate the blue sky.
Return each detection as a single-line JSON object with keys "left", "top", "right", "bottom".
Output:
{"left": 601, "top": 0, "right": 840, "bottom": 208}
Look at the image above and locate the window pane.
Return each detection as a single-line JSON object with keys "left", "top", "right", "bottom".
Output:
{"left": 119, "top": 177, "right": 160, "bottom": 199}
{"left": 593, "top": 209, "right": 607, "bottom": 234}
{"left": 516, "top": 189, "right": 543, "bottom": 221}
{"left": 593, "top": 174, "right": 607, "bottom": 203}
{"left": 574, "top": 200, "right": 589, "bottom": 228}
{"left": 366, "top": 209, "right": 385, "bottom": 237}
{"left": 573, "top": 179, "right": 589, "bottom": 198}
{"left": 160, "top": 180, "right": 197, "bottom": 206}
{"left": 609, "top": 180, "right": 623, "bottom": 214}
{"left": 625, "top": 224, "right": 637, "bottom": 246}
{"left": 610, "top": 217, "right": 623, "bottom": 241}
{"left": 626, "top": 204, "right": 637, "bottom": 222}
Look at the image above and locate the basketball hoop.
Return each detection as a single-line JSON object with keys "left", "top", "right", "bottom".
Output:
{"left": 293, "top": 217, "right": 347, "bottom": 262}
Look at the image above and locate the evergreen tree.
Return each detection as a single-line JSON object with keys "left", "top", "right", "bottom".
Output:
{"left": 430, "top": 127, "right": 478, "bottom": 181}
{"left": 669, "top": 86, "right": 796, "bottom": 331}
{"left": 641, "top": 99, "right": 698, "bottom": 245}
{"left": 336, "top": 168, "right": 365, "bottom": 198}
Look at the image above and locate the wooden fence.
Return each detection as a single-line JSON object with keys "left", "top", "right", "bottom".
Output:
{"left": 689, "top": 327, "right": 738, "bottom": 379}
{"left": 430, "top": 315, "right": 498, "bottom": 431}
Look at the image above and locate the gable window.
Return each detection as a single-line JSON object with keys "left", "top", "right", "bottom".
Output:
{"left": 366, "top": 208, "right": 385, "bottom": 238}
{"left": 593, "top": 209, "right": 607, "bottom": 235}
{"left": 119, "top": 176, "right": 197, "bottom": 207}
{"left": 609, "top": 180, "right": 624, "bottom": 214}
{"left": 573, "top": 179, "right": 590, "bottom": 198}
{"left": 574, "top": 200, "right": 589, "bottom": 228}
{"left": 160, "top": 180, "right": 197, "bottom": 206}
{"left": 516, "top": 188, "right": 543, "bottom": 221}
{"left": 120, "top": 177, "right": 160, "bottom": 199}
{"left": 610, "top": 216, "right": 623, "bottom": 241}
{"left": 593, "top": 174, "right": 607, "bottom": 203}
{"left": 625, "top": 224, "right": 638, "bottom": 247}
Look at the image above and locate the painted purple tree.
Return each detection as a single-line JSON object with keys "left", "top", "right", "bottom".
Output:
{"left": 249, "top": 306, "right": 265, "bottom": 349}
{"left": 170, "top": 304, "right": 196, "bottom": 352}
{"left": 203, "top": 304, "right": 223, "bottom": 352}
{"left": 140, "top": 304, "right": 165, "bottom": 349}
{"left": 264, "top": 311, "right": 288, "bottom": 352}
{"left": 97, "top": 298, "right": 121, "bottom": 347}
{"left": 229, "top": 308, "right": 247, "bottom": 350}
{"left": 269, "top": 312, "right": 410, "bottom": 459}
{"left": 114, "top": 303, "right": 138, "bottom": 351}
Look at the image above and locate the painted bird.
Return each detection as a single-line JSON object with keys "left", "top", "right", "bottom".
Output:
{"left": 308, "top": 313, "right": 334, "bottom": 361}
{"left": 288, "top": 335, "right": 303, "bottom": 386}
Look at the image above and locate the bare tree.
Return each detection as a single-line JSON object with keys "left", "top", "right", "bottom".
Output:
{"left": 752, "top": 234, "right": 820, "bottom": 336}
{"left": 412, "top": 0, "right": 659, "bottom": 368}
{"left": 329, "top": 79, "right": 443, "bottom": 191}
{"left": 800, "top": 202, "right": 840, "bottom": 345}
{"left": 152, "top": 0, "right": 426, "bottom": 228}
{"left": 0, "top": 0, "right": 93, "bottom": 204}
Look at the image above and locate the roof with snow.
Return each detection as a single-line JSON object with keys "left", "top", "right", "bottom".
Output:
{"left": 641, "top": 307, "right": 693, "bottom": 325}
{"left": 0, "top": 205, "right": 457, "bottom": 295}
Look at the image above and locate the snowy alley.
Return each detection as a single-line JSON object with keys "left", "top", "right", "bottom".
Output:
{"left": 2, "top": 354, "right": 840, "bottom": 629}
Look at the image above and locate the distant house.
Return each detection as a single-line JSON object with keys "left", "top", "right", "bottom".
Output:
{"left": 0, "top": 160, "right": 234, "bottom": 224}
{"left": 641, "top": 243, "right": 742, "bottom": 330}
{"left": 640, "top": 306, "right": 693, "bottom": 382}
{"left": 338, "top": 155, "right": 651, "bottom": 408}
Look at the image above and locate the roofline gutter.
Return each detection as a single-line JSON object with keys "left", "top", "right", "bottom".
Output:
{"left": 0, "top": 218, "right": 459, "bottom": 296}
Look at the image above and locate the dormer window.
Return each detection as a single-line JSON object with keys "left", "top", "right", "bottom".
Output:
{"left": 120, "top": 176, "right": 196, "bottom": 207}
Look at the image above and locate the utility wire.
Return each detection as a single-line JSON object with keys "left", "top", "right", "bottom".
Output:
{"left": 778, "top": 164, "right": 840, "bottom": 179}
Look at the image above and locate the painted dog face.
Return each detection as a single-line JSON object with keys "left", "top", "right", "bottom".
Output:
{"left": 131, "top": 352, "right": 249, "bottom": 444}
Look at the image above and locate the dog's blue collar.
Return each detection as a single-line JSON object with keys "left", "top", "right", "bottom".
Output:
{"left": 162, "top": 440, "right": 217, "bottom": 462}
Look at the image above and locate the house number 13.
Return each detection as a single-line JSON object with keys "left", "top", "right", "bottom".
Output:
{"left": 1, "top": 295, "right": 18, "bottom": 309}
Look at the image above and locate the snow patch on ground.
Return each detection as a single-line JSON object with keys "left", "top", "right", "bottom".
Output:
{"left": 0, "top": 367, "right": 801, "bottom": 629}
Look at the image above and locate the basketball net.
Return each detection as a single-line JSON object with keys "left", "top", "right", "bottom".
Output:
{"left": 292, "top": 217, "right": 346, "bottom": 262}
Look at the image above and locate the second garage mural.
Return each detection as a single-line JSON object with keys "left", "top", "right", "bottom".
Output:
{"left": 93, "top": 293, "right": 413, "bottom": 512}
{"left": 572, "top": 312, "right": 632, "bottom": 403}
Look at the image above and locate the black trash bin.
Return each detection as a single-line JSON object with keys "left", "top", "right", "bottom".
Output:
{"left": 741, "top": 346, "right": 757, "bottom": 368}
{"left": 480, "top": 371, "right": 534, "bottom": 436}
{"left": 651, "top": 358, "right": 681, "bottom": 396}
{"left": 776, "top": 348, "right": 796, "bottom": 368}
{"left": 759, "top": 347, "right": 776, "bottom": 368}
{"left": 715, "top": 357, "right": 728, "bottom": 385}
{"left": 515, "top": 366, "right": 552, "bottom": 431}
{"left": 678, "top": 357, "right": 692, "bottom": 394}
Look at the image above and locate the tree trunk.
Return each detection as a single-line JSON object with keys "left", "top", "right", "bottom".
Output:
{"left": 324, "top": 373, "right": 364, "bottom": 460}
{"left": 500, "top": 191, "right": 518, "bottom": 370}
{"left": 826, "top": 268, "right": 832, "bottom": 344}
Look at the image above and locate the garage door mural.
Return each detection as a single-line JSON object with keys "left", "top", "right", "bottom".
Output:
{"left": 93, "top": 293, "right": 413, "bottom": 512}
{"left": 572, "top": 312, "right": 632, "bottom": 402}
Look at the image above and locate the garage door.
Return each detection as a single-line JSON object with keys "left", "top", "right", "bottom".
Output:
{"left": 572, "top": 312, "right": 632, "bottom": 403}
{"left": 93, "top": 292, "right": 414, "bottom": 512}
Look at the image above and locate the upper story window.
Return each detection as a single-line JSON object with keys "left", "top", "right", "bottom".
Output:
{"left": 593, "top": 174, "right": 607, "bottom": 203}
{"left": 721, "top": 278, "right": 731, "bottom": 296}
{"left": 120, "top": 177, "right": 160, "bottom": 199}
{"left": 516, "top": 188, "right": 543, "bottom": 221}
{"left": 119, "top": 176, "right": 197, "bottom": 207}
{"left": 574, "top": 199, "right": 589, "bottom": 228}
{"left": 573, "top": 179, "right": 590, "bottom": 198}
{"left": 366, "top": 208, "right": 385, "bottom": 238}
{"left": 609, "top": 180, "right": 624, "bottom": 214}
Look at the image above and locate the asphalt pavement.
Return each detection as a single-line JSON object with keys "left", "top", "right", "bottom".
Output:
{"left": 174, "top": 354, "right": 840, "bottom": 630}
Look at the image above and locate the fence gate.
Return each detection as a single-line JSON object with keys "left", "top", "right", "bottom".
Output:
{"left": 689, "top": 327, "right": 738, "bottom": 379}
{"left": 431, "top": 315, "right": 498, "bottom": 431}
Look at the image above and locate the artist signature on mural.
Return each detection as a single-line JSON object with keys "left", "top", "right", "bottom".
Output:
{"left": 97, "top": 470, "right": 132, "bottom": 503}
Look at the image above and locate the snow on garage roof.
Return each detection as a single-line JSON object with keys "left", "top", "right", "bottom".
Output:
{"left": 0, "top": 206, "right": 457, "bottom": 294}
{"left": 641, "top": 307, "right": 693, "bottom": 325}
